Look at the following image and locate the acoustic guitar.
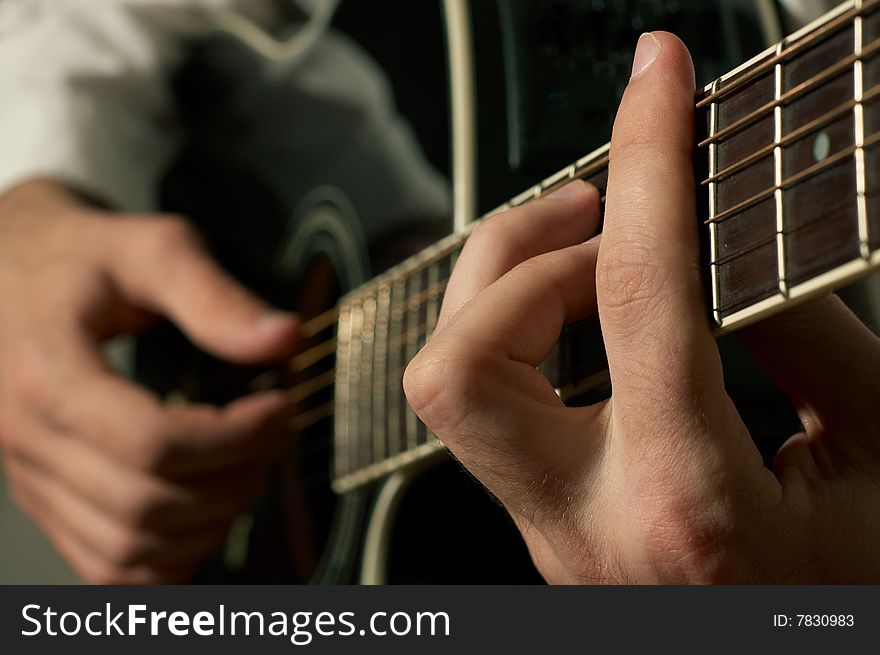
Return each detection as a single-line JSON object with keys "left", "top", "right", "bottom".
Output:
{"left": 142, "top": 0, "right": 880, "bottom": 583}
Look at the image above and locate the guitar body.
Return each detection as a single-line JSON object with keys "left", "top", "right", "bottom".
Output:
{"left": 134, "top": 0, "right": 832, "bottom": 583}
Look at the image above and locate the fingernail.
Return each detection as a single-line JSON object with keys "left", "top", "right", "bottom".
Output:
{"left": 548, "top": 179, "right": 588, "bottom": 199}
{"left": 631, "top": 33, "right": 661, "bottom": 79}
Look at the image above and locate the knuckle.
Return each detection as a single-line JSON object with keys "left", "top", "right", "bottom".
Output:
{"left": 403, "top": 344, "right": 484, "bottom": 436}
{"left": 127, "top": 413, "right": 175, "bottom": 471}
{"left": 467, "top": 215, "right": 527, "bottom": 268}
{"left": 106, "top": 528, "right": 156, "bottom": 568}
{"left": 637, "top": 488, "right": 741, "bottom": 583}
{"left": 7, "top": 341, "right": 51, "bottom": 408}
{"left": 613, "top": 132, "right": 663, "bottom": 158}
{"left": 117, "top": 487, "right": 174, "bottom": 532}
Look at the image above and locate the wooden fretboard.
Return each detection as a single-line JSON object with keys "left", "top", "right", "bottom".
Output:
{"left": 330, "top": 0, "right": 880, "bottom": 494}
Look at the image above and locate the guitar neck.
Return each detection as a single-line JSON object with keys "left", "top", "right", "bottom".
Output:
{"left": 330, "top": 0, "right": 880, "bottom": 494}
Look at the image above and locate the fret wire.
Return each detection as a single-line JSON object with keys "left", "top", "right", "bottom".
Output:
{"left": 348, "top": 229, "right": 465, "bottom": 310}
{"left": 332, "top": 304, "right": 352, "bottom": 478}
{"left": 708, "top": 79, "right": 722, "bottom": 326}
{"left": 855, "top": 8, "right": 871, "bottom": 258}
{"left": 449, "top": 244, "right": 461, "bottom": 272}
{"left": 372, "top": 284, "right": 391, "bottom": 463}
{"left": 774, "top": 43, "right": 788, "bottom": 297}
{"left": 358, "top": 296, "right": 377, "bottom": 470}
{"left": 708, "top": 133, "right": 880, "bottom": 273}
{"left": 510, "top": 184, "right": 542, "bottom": 208}
{"left": 695, "top": 0, "right": 879, "bottom": 109}
{"left": 300, "top": 278, "right": 450, "bottom": 372}
{"left": 575, "top": 144, "right": 611, "bottom": 175}
{"left": 387, "top": 278, "right": 405, "bottom": 457}
{"left": 346, "top": 301, "right": 363, "bottom": 476}
{"left": 404, "top": 272, "right": 421, "bottom": 451}
{"left": 401, "top": 279, "right": 449, "bottom": 313}
{"left": 426, "top": 259, "right": 442, "bottom": 337}
{"left": 698, "top": 41, "right": 880, "bottom": 150}
{"left": 539, "top": 163, "right": 578, "bottom": 197}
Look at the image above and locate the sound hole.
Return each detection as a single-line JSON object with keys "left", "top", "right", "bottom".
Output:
{"left": 283, "top": 255, "right": 344, "bottom": 581}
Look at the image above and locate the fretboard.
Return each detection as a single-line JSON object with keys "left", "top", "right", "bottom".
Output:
{"left": 330, "top": 0, "right": 880, "bottom": 494}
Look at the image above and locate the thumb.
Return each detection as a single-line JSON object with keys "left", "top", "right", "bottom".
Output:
{"left": 108, "top": 216, "right": 299, "bottom": 363}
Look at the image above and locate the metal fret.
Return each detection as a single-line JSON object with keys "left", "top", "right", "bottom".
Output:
{"left": 387, "top": 278, "right": 406, "bottom": 456}
{"left": 333, "top": 303, "right": 353, "bottom": 478}
{"left": 358, "top": 296, "right": 376, "bottom": 469}
{"left": 372, "top": 284, "right": 391, "bottom": 463}
{"left": 404, "top": 272, "right": 422, "bottom": 450}
{"left": 346, "top": 300, "right": 364, "bottom": 475}
{"left": 708, "top": 79, "right": 722, "bottom": 326}
{"left": 855, "top": 6, "right": 871, "bottom": 258}
{"left": 449, "top": 245, "right": 461, "bottom": 272}
{"left": 426, "top": 258, "right": 442, "bottom": 337}
{"left": 774, "top": 42, "right": 788, "bottom": 297}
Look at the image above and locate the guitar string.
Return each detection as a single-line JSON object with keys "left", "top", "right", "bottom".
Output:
{"left": 288, "top": 316, "right": 608, "bottom": 435}
{"left": 286, "top": 311, "right": 441, "bottom": 410}
{"left": 695, "top": 0, "right": 880, "bottom": 109}
{"left": 702, "top": 95, "right": 864, "bottom": 185}
{"left": 698, "top": 40, "right": 880, "bottom": 151}
{"left": 287, "top": 279, "right": 450, "bottom": 374}
{"left": 707, "top": 127, "right": 880, "bottom": 225}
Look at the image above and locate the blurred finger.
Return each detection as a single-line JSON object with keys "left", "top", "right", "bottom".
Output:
{"left": 107, "top": 216, "right": 299, "bottom": 364}
{"left": 8, "top": 415, "right": 268, "bottom": 533}
{"left": 12, "top": 478, "right": 192, "bottom": 584}
{"left": 6, "top": 454, "right": 232, "bottom": 571}
{"left": 32, "top": 340, "right": 292, "bottom": 475}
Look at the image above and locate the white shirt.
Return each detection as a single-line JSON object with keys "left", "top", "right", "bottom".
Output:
{"left": 0, "top": 0, "right": 449, "bottom": 224}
